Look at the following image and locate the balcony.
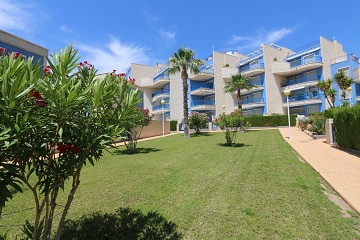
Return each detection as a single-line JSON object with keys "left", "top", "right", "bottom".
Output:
{"left": 152, "top": 88, "right": 170, "bottom": 102}
{"left": 354, "top": 68, "right": 360, "bottom": 83}
{"left": 152, "top": 103, "right": 170, "bottom": 114}
{"left": 272, "top": 55, "right": 322, "bottom": 76}
{"left": 191, "top": 99, "right": 216, "bottom": 111}
{"left": 239, "top": 63, "right": 265, "bottom": 77}
{"left": 240, "top": 80, "right": 264, "bottom": 94}
{"left": 235, "top": 97, "right": 265, "bottom": 110}
{"left": 139, "top": 72, "right": 170, "bottom": 88}
{"left": 282, "top": 92, "right": 323, "bottom": 107}
{"left": 189, "top": 60, "right": 214, "bottom": 81}
{"left": 222, "top": 66, "right": 239, "bottom": 80}
{"left": 281, "top": 75, "right": 320, "bottom": 89}
{"left": 190, "top": 82, "right": 215, "bottom": 96}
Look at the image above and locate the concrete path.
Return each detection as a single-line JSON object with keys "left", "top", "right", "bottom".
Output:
{"left": 278, "top": 127, "right": 360, "bottom": 214}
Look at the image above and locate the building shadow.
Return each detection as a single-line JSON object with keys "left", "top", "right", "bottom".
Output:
{"left": 190, "top": 132, "right": 214, "bottom": 137}
{"left": 113, "top": 147, "right": 162, "bottom": 155}
{"left": 61, "top": 207, "right": 182, "bottom": 240}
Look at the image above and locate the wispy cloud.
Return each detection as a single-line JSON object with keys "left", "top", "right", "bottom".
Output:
{"left": 76, "top": 37, "right": 151, "bottom": 73}
{"left": 228, "top": 27, "right": 294, "bottom": 51}
{"left": 143, "top": 11, "right": 177, "bottom": 46}
{"left": 60, "top": 25, "right": 73, "bottom": 34}
{"left": 0, "top": 0, "right": 42, "bottom": 33}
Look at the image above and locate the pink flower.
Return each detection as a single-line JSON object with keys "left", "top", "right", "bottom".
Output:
{"left": 79, "top": 62, "right": 83, "bottom": 66}
{"left": 84, "top": 61, "right": 88, "bottom": 64}
{"left": 0, "top": 47, "right": 5, "bottom": 52}
{"left": 30, "top": 89, "right": 42, "bottom": 99}
{"left": 113, "top": 69, "right": 116, "bottom": 72}
{"left": 71, "top": 145, "right": 79, "bottom": 154}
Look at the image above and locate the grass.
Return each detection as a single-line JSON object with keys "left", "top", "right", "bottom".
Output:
{"left": 1, "top": 130, "right": 360, "bottom": 239}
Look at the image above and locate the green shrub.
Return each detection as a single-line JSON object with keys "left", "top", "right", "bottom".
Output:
{"left": 244, "top": 114, "right": 296, "bottom": 127}
{"left": 298, "top": 117, "right": 311, "bottom": 130}
{"left": 323, "top": 108, "right": 340, "bottom": 119}
{"left": 214, "top": 110, "right": 245, "bottom": 145}
{"left": 61, "top": 207, "right": 182, "bottom": 240}
{"left": 170, "top": 120, "right": 178, "bottom": 131}
{"left": 309, "top": 113, "right": 326, "bottom": 135}
{"left": 189, "top": 112, "right": 208, "bottom": 134}
{"left": 333, "top": 105, "right": 360, "bottom": 150}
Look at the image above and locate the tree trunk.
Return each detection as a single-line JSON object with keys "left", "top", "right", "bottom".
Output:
{"left": 55, "top": 168, "right": 81, "bottom": 240}
{"left": 237, "top": 89, "right": 242, "bottom": 113}
{"left": 182, "top": 70, "right": 190, "bottom": 138}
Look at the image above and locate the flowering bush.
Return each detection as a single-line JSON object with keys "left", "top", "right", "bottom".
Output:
{"left": 0, "top": 45, "right": 141, "bottom": 239}
{"left": 213, "top": 110, "right": 245, "bottom": 145}
{"left": 189, "top": 112, "right": 208, "bottom": 134}
{"left": 123, "top": 107, "right": 152, "bottom": 154}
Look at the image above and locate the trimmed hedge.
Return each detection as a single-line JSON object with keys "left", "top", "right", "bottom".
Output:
{"left": 244, "top": 114, "right": 296, "bottom": 127}
{"left": 333, "top": 105, "right": 360, "bottom": 151}
{"left": 170, "top": 120, "right": 178, "bottom": 131}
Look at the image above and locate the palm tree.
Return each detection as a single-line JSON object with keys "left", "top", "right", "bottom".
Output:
{"left": 317, "top": 79, "right": 336, "bottom": 108}
{"left": 334, "top": 71, "right": 353, "bottom": 101}
{"left": 224, "top": 74, "right": 256, "bottom": 112}
{"left": 168, "top": 48, "right": 202, "bottom": 138}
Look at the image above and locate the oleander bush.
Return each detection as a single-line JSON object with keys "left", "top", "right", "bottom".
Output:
{"left": 213, "top": 110, "right": 245, "bottom": 145}
{"left": 189, "top": 112, "right": 208, "bottom": 134}
{"left": 333, "top": 105, "right": 360, "bottom": 150}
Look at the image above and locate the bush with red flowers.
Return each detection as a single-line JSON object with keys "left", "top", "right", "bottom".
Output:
{"left": 213, "top": 110, "right": 245, "bottom": 145}
{"left": 0, "top": 45, "right": 141, "bottom": 239}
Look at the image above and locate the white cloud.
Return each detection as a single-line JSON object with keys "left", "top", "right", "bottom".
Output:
{"left": 144, "top": 11, "right": 177, "bottom": 46}
{"left": 76, "top": 37, "right": 151, "bottom": 73}
{"left": 229, "top": 27, "right": 294, "bottom": 51}
{"left": 60, "top": 25, "right": 73, "bottom": 34}
{"left": 0, "top": 0, "right": 38, "bottom": 32}
{"left": 158, "top": 29, "right": 176, "bottom": 43}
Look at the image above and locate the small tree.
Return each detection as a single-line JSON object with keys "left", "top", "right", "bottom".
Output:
{"left": 317, "top": 79, "right": 336, "bottom": 108}
{"left": 0, "top": 45, "right": 140, "bottom": 240}
{"left": 189, "top": 112, "right": 208, "bottom": 134}
{"left": 213, "top": 110, "right": 245, "bottom": 145}
{"left": 224, "top": 74, "right": 257, "bottom": 113}
{"left": 124, "top": 108, "right": 152, "bottom": 154}
{"left": 334, "top": 71, "right": 353, "bottom": 101}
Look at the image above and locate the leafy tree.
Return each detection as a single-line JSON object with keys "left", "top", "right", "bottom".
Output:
{"left": 317, "top": 79, "right": 336, "bottom": 108}
{"left": 334, "top": 71, "right": 353, "bottom": 101}
{"left": 168, "top": 48, "right": 202, "bottom": 138}
{"left": 224, "top": 74, "right": 256, "bottom": 112}
{"left": 213, "top": 110, "right": 246, "bottom": 146}
{"left": 124, "top": 108, "right": 152, "bottom": 154}
{"left": 189, "top": 112, "right": 208, "bottom": 134}
{"left": 0, "top": 45, "right": 140, "bottom": 240}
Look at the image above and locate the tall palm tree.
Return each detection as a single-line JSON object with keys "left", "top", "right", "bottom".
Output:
{"left": 168, "top": 48, "right": 202, "bottom": 138}
{"left": 224, "top": 74, "right": 256, "bottom": 112}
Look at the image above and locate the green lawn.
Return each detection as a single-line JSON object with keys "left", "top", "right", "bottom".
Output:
{"left": 1, "top": 130, "right": 359, "bottom": 239}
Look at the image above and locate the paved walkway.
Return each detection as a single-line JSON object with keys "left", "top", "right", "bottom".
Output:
{"left": 278, "top": 127, "right": 360, "bottom": 214}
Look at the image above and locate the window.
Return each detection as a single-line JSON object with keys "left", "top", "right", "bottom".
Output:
{"left": 290, "top": 107, "right": 305, "bottom": 115}
{"left": 303, "top": 53, "right": 315, "bottom": 64}
{"left": 308, "top": 105, "right": 320, "bottom": 114}
{"left": 253, "top": 108, "right": 263, "bottom": 116}
{"left": 338, "top": 67, "right": 350, "bottom": 77}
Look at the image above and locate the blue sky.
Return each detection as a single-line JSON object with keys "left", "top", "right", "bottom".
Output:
{"left": 1, "top": 0, "right": 360, "bottom": 73}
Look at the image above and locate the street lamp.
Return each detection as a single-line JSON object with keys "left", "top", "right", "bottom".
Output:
{"left": 283, "top": 89, "right": 291, "bottom": 140}
{"left": 222, "top": 104, "right": 226, "bottom": 113}
{"left": 161, "top": 99, "right": 165, "bottom": 136}
{"left": 347, "top": 86, "right": 353, "bottom": 107}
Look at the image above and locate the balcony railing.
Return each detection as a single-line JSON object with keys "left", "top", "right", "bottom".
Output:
{"left": 289, "top": 55, "right": 322, "bottom": 68}
{"left": 288, "top": 40, "right": 321, "bottom": 59}
{"left": 190, "top": 82, "right": 214, "bottom": 91}
{"left": 239, "top": 63, "right": 264, "bottom": 72}
{"left": 250, "top": 79, "right": 264, "bottom": 86}
{"left": 283, "top": 92, "right": 322, "bottom": 103}
{"left": 153, "top": 72, "right": 170, "bottom": 82}
{"left": 281, "top": 75, "right": 320, "bottom": 87}
{"left": 239, "top": 97, "right": 264, "bottom": 105}
{"left": 192, "top": 99, "right": 215, "bottom": 106}
{"left": 152, "top": 103, "right": 170, "bottom": 111}
{"left": 152, "top": 88, "right": 170, "bottom": 98}
{"left": 198, "top": 59, "right": 214, "bottom": 75}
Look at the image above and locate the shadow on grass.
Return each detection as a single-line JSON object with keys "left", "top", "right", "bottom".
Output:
{"left": 190, "top": 132, "right": 214, "bottom": 137}
{"left": 217, "top": 143, "right": 252, "bottom": 148}
{"left": 62, "top": 207, "right": 182, "bottom": 240}
{"left": 113, "top": 147, "right": 162, "bottom": 155}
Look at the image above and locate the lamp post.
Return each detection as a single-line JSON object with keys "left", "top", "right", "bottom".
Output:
{"left": 222, "top": 104, "right": 226, "bottom": 113}
{"left": 161, "top": 99, "right": 165, "bottom": 136}
{"left": 283, "top": 89, "right": 291, "bottom": 140}
{"left": 347, "top": 86, "right": 353, "bottom": 107}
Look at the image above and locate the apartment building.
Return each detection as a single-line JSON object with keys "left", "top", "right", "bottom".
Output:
{"left": 0, "top": 30, "right": 48, "bottom": 66}
{"left": 127, "top": 36, "right": 360, "bottom": 126}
